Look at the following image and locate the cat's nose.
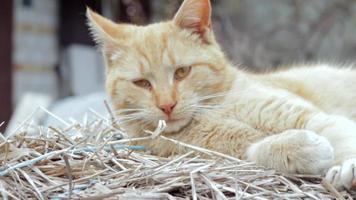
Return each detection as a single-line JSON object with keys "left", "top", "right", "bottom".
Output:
{"left": 159, "top": 102, "right": 177, "bottom": 116}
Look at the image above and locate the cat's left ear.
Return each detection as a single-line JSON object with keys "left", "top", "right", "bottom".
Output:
{"left": 173, "top": 0, "right": 213, "bottom": 43}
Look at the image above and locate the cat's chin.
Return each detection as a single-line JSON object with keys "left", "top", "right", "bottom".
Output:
{"left": 164, "top": 118, "right": 192, "bottom": 133}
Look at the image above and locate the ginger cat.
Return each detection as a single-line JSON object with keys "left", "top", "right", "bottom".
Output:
{"left": 87, "top": 0, "right": 356, "bottom": 190}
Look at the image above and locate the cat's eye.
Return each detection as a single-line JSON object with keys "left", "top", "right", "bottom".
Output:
{"left": 174, "top": 66, "right": 192, "bottom": 81}
{"left": 133, "top": 79, "right": 152, "bottom": 90}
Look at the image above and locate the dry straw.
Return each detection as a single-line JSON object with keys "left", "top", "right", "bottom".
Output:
{"left": 0, "top": 106, "right": 355, "bottom": 200}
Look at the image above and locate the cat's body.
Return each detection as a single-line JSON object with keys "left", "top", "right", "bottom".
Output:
{"left": 87, "top": 0, "right": 356, "bottom": 190}
{"left": 260, "top": 64, "right": 356, "bottom": 120}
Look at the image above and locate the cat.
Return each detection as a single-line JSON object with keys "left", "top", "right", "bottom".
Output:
{"left": 87, "top": 0, "right": 356, "bottom": 190}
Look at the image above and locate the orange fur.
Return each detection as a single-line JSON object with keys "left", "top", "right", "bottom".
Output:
{"left": 87, "top": 0, "right": 356, "bottom": 190}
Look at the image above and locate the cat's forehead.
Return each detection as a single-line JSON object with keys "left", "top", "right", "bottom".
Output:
{"left": 115, "top": 23, "right": 199, "bottom": 70}
{"left": 128, "top": 23, "right": 193, "bottom": 56}
{"left": 117, "top": 23, "right": 175, "bottom": 45}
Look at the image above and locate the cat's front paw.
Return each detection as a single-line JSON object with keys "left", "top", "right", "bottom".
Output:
{"left": 325, "top": 158, "right": 356, "bottom": 190}
{"left": 246, "top": 130, "right": 334, "bottom": 174}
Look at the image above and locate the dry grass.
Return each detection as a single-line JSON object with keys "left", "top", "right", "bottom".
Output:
{"left": 0, "top": 106, "right": 355, "bottom": 200}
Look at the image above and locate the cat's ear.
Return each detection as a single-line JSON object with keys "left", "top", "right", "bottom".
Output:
{"left": 86, "top": 8, "right": 123, "bottom": 62}
{"left": 173, "top": 0, "right": 213, "bottom": 43}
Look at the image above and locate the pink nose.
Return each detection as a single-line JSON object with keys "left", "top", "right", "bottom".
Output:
{"left": 159, "top": 102, "right": 177, "bottom": 116}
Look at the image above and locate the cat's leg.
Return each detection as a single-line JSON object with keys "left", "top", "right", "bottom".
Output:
{"left": 188, "top": 117, "right": 267, "bottom": 160}
{"left": 234, "top": 88, "right": 356, "bottom": 189}
{"left": 246, "top": 129, "right": 334, "bottom": 175}
{"left": 306, "top": 114, "right": 356, "bottom": 190}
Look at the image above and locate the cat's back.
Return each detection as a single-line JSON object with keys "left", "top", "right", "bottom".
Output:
{"left": 259, "top": 63, "right": 356, "bottom": 120}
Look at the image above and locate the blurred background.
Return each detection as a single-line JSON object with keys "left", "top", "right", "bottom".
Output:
{"left": 1, "top": 0, "right": 356, "bottom": 133}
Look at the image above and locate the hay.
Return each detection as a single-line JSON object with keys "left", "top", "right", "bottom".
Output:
{"left": 0, "top": 107, "right": 355, "bottom": 200}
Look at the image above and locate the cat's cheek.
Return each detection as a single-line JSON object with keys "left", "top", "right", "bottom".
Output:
{"left": 182, "top": 80, "right": 206, "bottom": 94}
{"left": 186, "top": 70, "right": 211, "bottom": 90}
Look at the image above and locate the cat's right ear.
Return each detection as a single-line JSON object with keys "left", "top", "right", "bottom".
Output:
{"left": 86, "top": 8, "right": 123, "bottom": 62}
{"left": 173, "top": 0, "right": 213, "bottom": 43}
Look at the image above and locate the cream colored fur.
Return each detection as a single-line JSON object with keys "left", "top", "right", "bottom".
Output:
{"left": 87, "top": 0, "right": 356, "bottom": 190}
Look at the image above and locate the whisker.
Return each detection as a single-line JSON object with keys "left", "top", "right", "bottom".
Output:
{"left": 115, "top": 109, "right": 148, "bottom": 116}
{"left": 116, "top": 117, "right": 143, "bottom": 125}
{"left": 174, "top": 109, "right": 194, "bottom": 116}
{"left": 114, "top": 108, "right": 146, "bottom": 113}
{"left": 117, "top": 116, "right": 143, "bottom": 122}
{"left": 116, "top": 112, "right": 146, "bottom": 118}
{"left": 190, "top": 105, "right": 224, "bottom": 109}
{"left": 114, "top": 109, "right": 145, "bottom": 114}
{"left": 113, "top": 111, "right": 148, "bottom": 125}
{"left": 175, "top": 99, "right": 226, "bottom": 116}
{"left": 196, "top": 92, "right": 230, "bottom": 102}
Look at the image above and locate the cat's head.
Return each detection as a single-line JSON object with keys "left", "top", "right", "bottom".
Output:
{"left": 87, "top": 0, "right": 235, "bottom": 133}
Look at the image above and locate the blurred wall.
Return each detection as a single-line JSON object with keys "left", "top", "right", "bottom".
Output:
{"left": 212, "top": 0, "right": 356, "bottom": 70}
{"left": 12, "top": 0, "right": 59, "bottom": 103}
{"left": 152, "top": 0, "right": 356, "bottom": 70}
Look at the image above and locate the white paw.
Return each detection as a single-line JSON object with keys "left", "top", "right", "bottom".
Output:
{"left": 325, "top": 158, "right": 356, "bottom": 190}
{"left": 246, "top": 130, "right": 334, "bottom": 174}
